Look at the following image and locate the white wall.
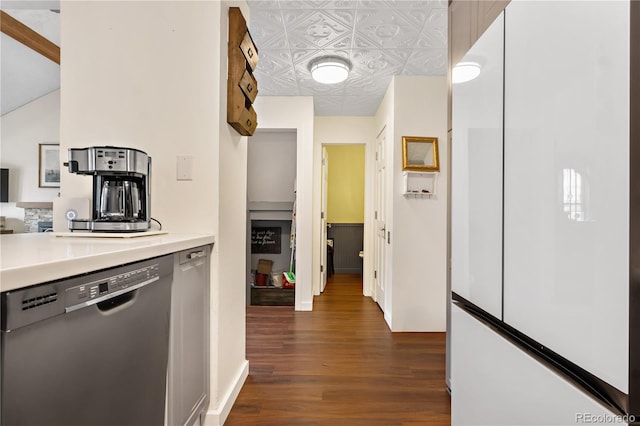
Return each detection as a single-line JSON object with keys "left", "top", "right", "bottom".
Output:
{"left": 313, "top": 116, "right": 375, "bottom": 296}
{"left": 248, "top": 130, "right": 296, "bottom": 203}
{"left": 374, "top": 76, "right": 448, "bottom": 332}
{"left": 0, "top": 89, "right": 60, "bottom": 232}
{"left": 253, "top": 96, "right": 315, "bottom": 311}
{"left": 60, "top": 2, "right": 248, "bottom": 425}
{"left": 214, "top": 3, "right": 251, "bottom": 423}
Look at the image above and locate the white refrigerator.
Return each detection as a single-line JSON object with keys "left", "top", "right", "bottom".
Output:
{"left": 451, "top": 1, "right": 638, "bottom": 424}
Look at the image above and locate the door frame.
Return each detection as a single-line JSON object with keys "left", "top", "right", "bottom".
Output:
{"left": 318, "top": 142, "right": 369, "bottom": 293}
{"left": 320, "top": 146, "right": 329, "bottom": 293}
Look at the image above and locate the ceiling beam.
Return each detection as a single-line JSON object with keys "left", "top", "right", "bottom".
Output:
{"left": 0, "top": 10, "right": 60, "bottom": 64}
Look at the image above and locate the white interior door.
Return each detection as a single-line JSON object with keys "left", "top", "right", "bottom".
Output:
{"left": 320, "top": 147, "right": 329, "bottom": 292}
{"left": 374, "top": 128, "right": 386, "bottom": 312}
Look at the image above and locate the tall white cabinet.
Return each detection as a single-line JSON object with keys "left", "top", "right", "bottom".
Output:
{"left": 451, "top": 0, "right": 637, "bottom": 422}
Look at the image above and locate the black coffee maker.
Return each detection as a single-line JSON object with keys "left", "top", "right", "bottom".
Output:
{"left": 65, "top": 146, "right": 151, "bottom": 232}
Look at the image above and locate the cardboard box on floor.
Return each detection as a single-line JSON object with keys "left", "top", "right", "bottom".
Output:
{"left": 257, "top": 259, "right": 273, "bottom": 275}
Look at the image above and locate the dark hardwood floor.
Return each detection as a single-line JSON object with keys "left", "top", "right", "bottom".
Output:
{"left": 225, "top": 273, "right": 450, "bottom": 425}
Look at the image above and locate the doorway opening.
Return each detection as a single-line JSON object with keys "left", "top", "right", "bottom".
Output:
{"left": 320, "top": 144, "right": 366, "bottom": 294}
{"left": 246, "top": 130, "right": 297, "bottom": 306}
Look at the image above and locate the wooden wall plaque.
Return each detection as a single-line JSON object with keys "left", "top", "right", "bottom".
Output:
{"left": 227, "top": 7, "right": 259, "bottom": 136}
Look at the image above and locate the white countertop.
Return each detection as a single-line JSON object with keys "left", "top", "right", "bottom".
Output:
{"left": 0, "top": 233, "right": 215, "bottom": 292}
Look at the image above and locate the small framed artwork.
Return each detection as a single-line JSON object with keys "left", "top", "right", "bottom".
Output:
{"left": 402, "top": 136, "right": 440, "bottom": 172}
{"left": 39, "top": 143, "right": 60, "bottom": 188}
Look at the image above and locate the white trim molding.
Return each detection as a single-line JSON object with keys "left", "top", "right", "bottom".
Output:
{"left": 203, "top": 360, "right": 249, "bottom": 426}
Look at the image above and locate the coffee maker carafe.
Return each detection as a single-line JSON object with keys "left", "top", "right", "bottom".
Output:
{"left": 65, "top": 147, "right": 151, "bottom": 232}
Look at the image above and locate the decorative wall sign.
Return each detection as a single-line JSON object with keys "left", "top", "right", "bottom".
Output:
{"left": 251, "top": 226, "right": 281, "bottom": 253}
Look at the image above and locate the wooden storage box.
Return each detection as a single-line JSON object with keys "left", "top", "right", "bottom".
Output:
{"left": 257, "top": 259, "right": 273, "bottom": 275}
{"left": 251, "top": 287, "right": 295, "bottom": 306}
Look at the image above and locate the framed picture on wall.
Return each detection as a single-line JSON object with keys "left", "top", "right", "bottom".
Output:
{"left": 402, "top": 136, "right": 440, "bottom": 172}
{"left": 39, "top": 143, "right": 60, "bottom": 188}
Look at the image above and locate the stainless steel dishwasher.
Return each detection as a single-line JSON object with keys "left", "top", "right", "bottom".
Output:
{"left": 1, "top": 254, "right": 173, "bottom": 426}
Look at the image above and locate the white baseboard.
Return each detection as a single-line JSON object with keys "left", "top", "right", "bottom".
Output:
{"left": 203, "top": 360, "right": 249, "bottom": 426}
{"left": 384, "top": 311, "right": 392, "bottom": 330}
{"left": 298, "top": 300, "right": 313, "bottom": 311}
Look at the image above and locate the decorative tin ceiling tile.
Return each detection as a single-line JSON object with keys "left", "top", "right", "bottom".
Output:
{"left": 246, "top": 0, "right": 447, "bottom": 116}
{"left": 326, "top": 1, "right": 359, "bottom": 9}
{"left": 350, "top": 49, "right": 405, "bottom": 76}
{"left": 287, "top": 10, "right": 351, "bottom": 49}
{"left": 323, "top": 34, "right": 352, "bottom": 50}
{"left": 247, "top": 0, "right": 280, "bottom": 10}
{"left": 260, "top": 34, "right": 290, "bottom": 50}
{"left": 281, "top": 9, "right": 314, "bottom": 26}
{"left": 387, "top": 0, "right": 435, "bottom": 9}
{"left": 352, "top": 32, "right": 381, "bottom": 49}
{"left": 357, "top": 0, "right": 393, "bottom": 10}
{"left": 255, "top": 49, "right": 293, "bottom": 75}
{"left": 354, "top": 9, "right": 420, "bottom": 49}
{"left": 415, "top": 8, "right": 447, "bottom": 49}
{"left": 279, "top": 1, "right": 331, "bottom": 9}
{"left": 253, "top": 72, "right": 299, "bottom": 95}
{"left": 250, "top": 9, "right": 287, "bottom": 49}
{"left": 402, "top": 48, "right": 447, "bottom": 75}
{"left": 291, "top": 49, "right": 318, "bottom": 65}
{"left": 326, "top": 9, "right": 356, "bottom": 27}
{"left": 314, "top": 96, "right": 345, "bottom": 115}
{"left": 387, "top": 2, "right": 437, "bottom": 29}
{"left": 343, "top": 75, "right": 392, "bottom": 96}
{"left": 342, "top": 95, "right": 384, "bottom": 116}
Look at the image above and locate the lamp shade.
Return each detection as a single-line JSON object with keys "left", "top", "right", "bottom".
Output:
{"left": 309, "top": 56, "right": 351, "bottom": 84}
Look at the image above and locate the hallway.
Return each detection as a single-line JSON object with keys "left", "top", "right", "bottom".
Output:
{"left": 226, "top": 274, "right": 450, "bottom": 425}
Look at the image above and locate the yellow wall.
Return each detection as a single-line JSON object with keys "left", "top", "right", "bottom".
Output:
{"left": 326, "top": 145, "right": 365, "bottom": 223}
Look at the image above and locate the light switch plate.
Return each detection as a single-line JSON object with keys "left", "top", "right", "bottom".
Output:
{"left": 177, "top": 155, "right": 193, "bottom": 181}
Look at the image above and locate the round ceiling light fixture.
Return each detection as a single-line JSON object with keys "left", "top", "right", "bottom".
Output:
{"left": 452, "top": 62, "right": 481, "bottom": 84}
{"left": 309, "top": 56, "right": 351, "bottom": 84}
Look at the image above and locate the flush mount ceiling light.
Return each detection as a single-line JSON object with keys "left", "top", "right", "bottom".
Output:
{"left": 452, "top": 62, "right": 481, "bottom": 84}
{"left": 309, "top": 56, "right": 351, "bottom": 84}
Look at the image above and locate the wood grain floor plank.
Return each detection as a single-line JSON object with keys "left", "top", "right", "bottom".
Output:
{"left": 226, "top": 274, "right": 450, "bottom": 425}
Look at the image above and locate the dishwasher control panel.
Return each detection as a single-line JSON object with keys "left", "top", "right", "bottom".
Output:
{"left": 2, "top": 255, "right": 173, "bottom": 332}
{"left": 65, "top": 263, "right": 160, "bottom": 310}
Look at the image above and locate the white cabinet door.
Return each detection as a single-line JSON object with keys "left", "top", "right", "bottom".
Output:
{"left": 503, "top": 0, "right": 630, "bottom": 393}
{"left": 451, "top": 12, "right": 504, "bottom": 319}
{"left": 451, "top": 305, "right": 622, "bottom": 426}
{"left": 168, "top": 246, "right": 211, "bottom": 426}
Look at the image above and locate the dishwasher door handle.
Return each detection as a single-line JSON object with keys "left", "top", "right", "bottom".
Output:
{"left": 97, "top": 291, "right": 135, "bottom": 312}
{"left": 65, "top": 276, "right": 159, "bottom": 313}
{"left": 188, "top": 250, "right": 206, "bottom": 260}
